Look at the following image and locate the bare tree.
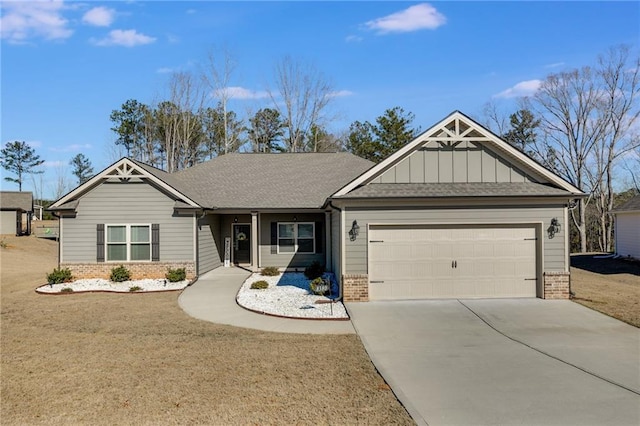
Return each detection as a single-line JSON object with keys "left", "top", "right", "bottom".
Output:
{"left": 203, "top": 47, "right": 239, "bottom": 155}
{"left": 590, "top": 46, "right": 640, "bottom": 251}
{"left": 268, "top": 56, "right": 335, "bottom": 152}
{"left": 52, "top": 164, "right": 72, "bottom": 199}
{"left": 530, "top": 45, "right": 640, "bottom": 252}
{"left": 156, "top": 72, "right": 206, "bottom": 172}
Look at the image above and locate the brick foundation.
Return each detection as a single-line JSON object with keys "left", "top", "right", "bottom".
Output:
{"left": 343, "top": 274, "right": 369, "bottom": 302}
{"left": 543, "top": 271, "right": 570, "bottom": 299}
{"left": 60, "top": 262, "right": 196, "bottom": 280}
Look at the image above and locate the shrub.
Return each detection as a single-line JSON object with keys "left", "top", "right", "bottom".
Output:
{"left": 165, "top": 267, "right": 186, "bottom": 282}
{"left": 310, "top": 277, "right": 330, "bottom": 296}
{"left": 110, "top": 265, "right": 131, "bottom": 282}
{"left": 60, "top": 287, "right": 74, "bottom": 293}
{"left": 260, "top": 266, "right": 280, "bottom": 276}
{"left": 47, "top": 267, "right": 73, "bottom": 284}
{"left": 250, "top": 280, "right": 269, "bottom": 290}
{"left": 0, "top": 239, "right": 7, "bottom": 248}
{"left": 129, "top": 286, "right": 142, "bottom": 292}
{"left": 304, "top": 261, "right": 324, "bottom": 280}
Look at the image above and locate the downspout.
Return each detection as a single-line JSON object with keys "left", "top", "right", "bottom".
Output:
{"left": 327, "top": 201, "right": 343, "bottom": 300}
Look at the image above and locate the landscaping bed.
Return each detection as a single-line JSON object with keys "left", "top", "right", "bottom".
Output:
{"left": 236, "top": 272, "right": 349, "bottom": 320}
{"left": 36, "top": 278, "right": 190, "bottom": 294}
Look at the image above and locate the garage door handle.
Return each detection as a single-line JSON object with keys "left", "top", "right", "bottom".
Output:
{"left": 452, "top": 260, "right": 457, "bottom": 268}
{"left": 369, "top": 240, "right": 384, "bottom": 243}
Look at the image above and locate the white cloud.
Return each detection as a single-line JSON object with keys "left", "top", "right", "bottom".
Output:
{"left": 328, "top": 90, "right": 354, "bottom": 98}
{"left": 544, "top": 62, "right": 565, "bottom": 69}
{"left": 82, "top": 6, "right": 115, "bottom": 27}
{"left": 43, "top": 160, "right": 66, "bottom": 168}
{"left": 0, "top": 0, "right": 73, "bottom": 43}
{"left": 186, "top": 9, "right": 196, "bottom": 15}
{"left": 345, "top": 35, "right": 363, "bottom": 43}
{"left": 156, "top": 67, "right": 174, "bottom": 74}
{"left": 364, "top": 3, "right": 446, "bottom": 34}
{"left": 494, "top": 79, "right": 542, "bottom": 98}
{"left": 216, "top": 86, "right": 269, "bottom": 100}
{"left": 91, "top": 29, "right": 156, "bottom": 47}
{"left": 49, "top": 143, "right": 92, "bottom": 153}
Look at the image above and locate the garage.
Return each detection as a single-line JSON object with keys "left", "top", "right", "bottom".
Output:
{"left": 368, "top": 224, "right": 538, "bottom": 300}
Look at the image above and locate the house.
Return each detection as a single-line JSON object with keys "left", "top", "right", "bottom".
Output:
{"left": 611, "top": 195, "right": 640, "bottom": 260}
{"left": 49, "top": 111, "right": 586, "bottom": 301}
{"left": 0, "top": 191, "right": 34, "bottom": 236}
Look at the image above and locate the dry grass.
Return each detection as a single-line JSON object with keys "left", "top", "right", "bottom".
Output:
{"left": 570, "top": 254, "right": 640, "bottom": 327}
{"left": 0, "top": 235, "right": 413, "bottom": 425}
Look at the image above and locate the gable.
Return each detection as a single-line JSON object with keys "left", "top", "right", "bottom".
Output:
{"left": 50, "top": 158, "right": 200, "bottom": 210}
{"left": 333, "top": 111, "right": 584, "bottom": 197}
{"left": 371, "top": 140, "right": 536, "bottom": 184}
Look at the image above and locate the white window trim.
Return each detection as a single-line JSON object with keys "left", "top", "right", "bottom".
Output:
{"left": 277, "top": 222, "right": 315, "bottom": 255}
{"left": 105, "top": 223, "right": 152, "bottom": 262}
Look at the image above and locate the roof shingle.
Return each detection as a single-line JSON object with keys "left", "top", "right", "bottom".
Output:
{"left": 171, "top": 153, "right": 374, "bottom": 209}
{"left": 335, "top": 182, "right": 574, "bottom": 199}
{"left": 0, "top": 191, "right": 33, "bottom": 211}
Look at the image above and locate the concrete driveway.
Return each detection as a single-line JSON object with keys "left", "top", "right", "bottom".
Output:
{"left": 347, "top": 299, "right": 640, "bottom": 426}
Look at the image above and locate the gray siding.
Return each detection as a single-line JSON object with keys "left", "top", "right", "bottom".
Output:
{"left": 0, "top": 211, "right": 16, "bottom": 234}
{"left": 343, "top": 205, "right": 567, "bottom": 274}
{"left": 259, "top": 213, "right": 325, "bottom": 268}
{"left": 61, "top": 181, "right": 194, "bottom": 262}
{"left": 197, "top": 214, "right": 222, "bottom": 274}
{"left": 372, "top": 141, "right": 533, "bottom": 184}
{"left": 615, "top": 213, "right": 640, "bottom": 259}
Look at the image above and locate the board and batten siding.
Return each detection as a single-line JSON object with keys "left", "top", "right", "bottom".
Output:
{"left": 259, "top": 213, "right": 325, "bottom": 268}
{"left": 61, "top": 182, "right": 194, "bottom": 262}
{"left": 615, "top": 213, "right": 640, "bottom": 259}
{"left": 372, "top": 141, "right": 534, "bottom": 184}
{"left": 197, "top": 214, "right": 222, "bottom": 274}
{"left": 343, "top": 205, "right": 567, "bottom": 275}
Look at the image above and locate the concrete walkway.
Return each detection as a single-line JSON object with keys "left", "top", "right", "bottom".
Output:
{"left": 347, "top": 299, "right": 640, "bottom": 426}
{"left": 178, "top": 267, "right": 355, "bottom": 334}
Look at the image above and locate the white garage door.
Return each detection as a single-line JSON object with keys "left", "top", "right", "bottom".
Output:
{"left": 368, "top": 225, "right": 537, "bottom": 300}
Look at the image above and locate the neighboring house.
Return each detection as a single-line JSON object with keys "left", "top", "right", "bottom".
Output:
{"left": 611, "top": 195, "right": 640, "bottom": 260}
{"left": 49, "top": 111, "right": 586, "bottom": 301}
{"left": 0, "top": 191, "right": 34, "bottom": 236}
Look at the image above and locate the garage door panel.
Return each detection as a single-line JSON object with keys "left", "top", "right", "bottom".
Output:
{"left": 369, "top": 225, "right": 537, "bottom": 300}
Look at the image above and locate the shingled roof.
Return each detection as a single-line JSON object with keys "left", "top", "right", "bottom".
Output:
{"left": 171, "top": 152, "right": 374, "bottom": 209}
{"left": 334, "top": 182, "right": 574, "bottom": 199}
{"left": 612, "top": 195, "right": 640, "bottom": 213}
{"left": 0, "top": 191, "right": 33, "bottom": 211}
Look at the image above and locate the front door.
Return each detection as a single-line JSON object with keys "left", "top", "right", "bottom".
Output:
{"left": 233, "top": 224, "right": 251, "bottom": 264}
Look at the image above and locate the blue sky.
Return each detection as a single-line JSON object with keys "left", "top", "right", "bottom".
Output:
{"left": 1, "top": 1, "right": 638, "bottom": 199}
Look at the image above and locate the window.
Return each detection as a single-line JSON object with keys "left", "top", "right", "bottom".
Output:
{"left": 278, "top": 222, "right": 314, "bottom": 254}
{"left": 106, "top": 224, "right": 151, "bottom": 261}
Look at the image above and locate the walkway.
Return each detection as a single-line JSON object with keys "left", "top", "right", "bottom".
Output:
{"left": 178, "top": 267, "right": 355, "bottom": 334}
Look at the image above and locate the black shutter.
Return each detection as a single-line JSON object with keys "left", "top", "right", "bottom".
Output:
{"left": 152, "top": 224, "right": 160, "bottom": 261}
{"left": 271, "top": 222, "right": 277, "bottom": 254}
{"left": 96, "top": 224, "right": 105, "bottom": 262}
{"left": 315, "top": 221, "right": 323, "bottom": 254}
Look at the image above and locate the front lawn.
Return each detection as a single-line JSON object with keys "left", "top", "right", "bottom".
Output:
{"left": 570, "top": 254, "right": 640, "bottom": 327}
{"left": 0, "top": 235, "right": 413, "bottom": 425}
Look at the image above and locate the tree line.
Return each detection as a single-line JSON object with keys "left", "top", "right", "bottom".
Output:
{"left": 2, "top": 46, "right": 638, "bottom": 254}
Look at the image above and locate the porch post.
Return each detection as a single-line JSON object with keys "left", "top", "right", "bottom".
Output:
{"left": 251, "top": 211, "right": 259, "bottom": 271}
{"left": 325, "top": 211, "right": 331, "bottom": 271}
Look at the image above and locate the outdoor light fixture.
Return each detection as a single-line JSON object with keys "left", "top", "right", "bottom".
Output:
{"left": 293, "top": 215, "right": 297, "bottom": 222}
{"left": 349, "top": 220, "right": 360, "bottom": 241}
{"left": 234, "top": 216, "right": 238, "bottom": 223}
{"left": 548, "top": 217, "right": 561, "bottom": 239}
